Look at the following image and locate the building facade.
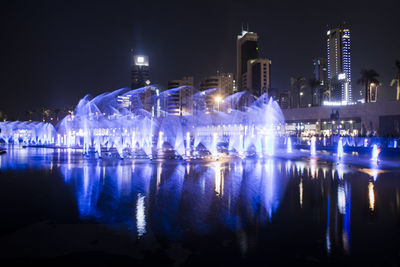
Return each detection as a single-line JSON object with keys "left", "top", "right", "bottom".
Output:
{"left": 245, "top": 58, "right": 272, "bottom": 97}
{"left": 166, "top": 77, "right": 194, "bottom": 116}
{"left": 131, "top": 52, "right": 150, "bottom": 89}
{"left": 199, "top": 73, "right": 234, "bottom": 111}
{"left": 282, "top": 101, "right": 400, "bottom": 137}
{"left": 327, "top": 26, "right": 352, "bottom": 103}
{"left": 236, "top": 27, "right": 259, "bottom": 92}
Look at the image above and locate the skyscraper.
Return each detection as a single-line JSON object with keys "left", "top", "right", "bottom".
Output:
{"left": 245, "top": 58, "right": 271, "bottom": 97}
{"left": 326, "top": 26, "right": 352, "bottom": 103}
{"left": 236, "top": 26, "right": 259, "bottom": 91}
{"left": 131, "top": 51, "right": 150, "bottom": 89}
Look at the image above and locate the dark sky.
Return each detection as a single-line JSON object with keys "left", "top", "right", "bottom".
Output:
{"left": 1, "top": 0, "right": 399, "bottom": 118}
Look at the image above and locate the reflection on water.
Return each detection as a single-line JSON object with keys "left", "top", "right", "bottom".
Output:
{"left": 2, "top": 146, "right": 400, "bottom": 260}
{"left": 369, "top": 182, "right": 375, "bottom": 211}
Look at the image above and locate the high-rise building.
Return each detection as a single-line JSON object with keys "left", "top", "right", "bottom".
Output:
{"left": 313, "top": 58, "right": 328, "bottom": 104}
{"left": 244, "top": 58, "right": 271, "bottom": 97}
{"left": 326, "top": 26, "right": 352, "bottom": 103}
{"left": 166, "top": 77, "right": 194, "bottom": 116}
{"left": 237, "top": 27, "right": 259, "bottom": 91}
{"left": 131, "top": 52, "right": 150, "bottom": 89}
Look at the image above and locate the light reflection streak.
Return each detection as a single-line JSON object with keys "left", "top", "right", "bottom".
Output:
{"left": 136, "top": 193, "right": 146, "bottom": 237}
{"left": 299, "top": 179, "right": 303, "bottom": 208}
{"left": 310, "top": 158, "right": 317, "bottom": 179}
{"left": 156, "top": 162, "right": 162, "bottom": 191}
{"left": 214, "top": 162, "right": 224, "bottom": 197}
{"left": 368, "top": 181, "right": 375, "bottom": 211}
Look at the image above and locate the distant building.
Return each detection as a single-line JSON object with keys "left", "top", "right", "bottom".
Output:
{"left": 313, "top": 58, "right": 328, "bottom": 105}
{"left": 199, "top": 73, "right": 234, "bottom": 96}
{"left": 118, "top": 86, "right": 160, "bottom": 116}
{"left": 244, "top": 58, "right": 271, "bottom": 97}
{"left": 166, "top": 77, "right": 194, "bottom": 116}
{"left": 131, "top": 52, "right": 150, "bottom": 89}
{"left": 199, "top": 73, "right": 234, "bottom": 111}
{"left": 236, "top": 26, "right": 259, "bottom": 92}
{"left": 279, "top": 90, "right": 291, "bottom": 109}
{"left": 326, "top": 26, "right": 352, "bottom": 103}
{"left": 282, "top": 101, "right": 400, "bottom": 137}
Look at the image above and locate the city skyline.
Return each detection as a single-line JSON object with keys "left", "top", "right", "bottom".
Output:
{"left": 1, "top": 0, "right": 399, "bottom": 118}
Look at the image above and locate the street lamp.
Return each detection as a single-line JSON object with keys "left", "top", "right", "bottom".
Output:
{"left": 299, "top": 92, "right": 304, "bottom": 108}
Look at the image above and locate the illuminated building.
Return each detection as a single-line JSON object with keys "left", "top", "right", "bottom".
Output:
{"left": 236, "top": 26, "right": 259, "bottom": 91}
{"left": 327, "top": 26, "right": 352, "bottom": 103}
{"left": 131, "top": 51, "right": 150, "bottom": 89}
{"left": 166, "top": 77, "right": 194, "bottom": 116}
{"left": 243, "top": 58, "right": 271, "bottom": 97}
{"left": 282, "top": 101, "right": 400, "bottom": 136}
{"left": 199, "top": 73, "right": 234, "bottom": 111}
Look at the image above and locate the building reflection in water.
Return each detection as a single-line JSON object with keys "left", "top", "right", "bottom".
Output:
{"left": 325, "top": 164, "right": 352, "bottom": 255}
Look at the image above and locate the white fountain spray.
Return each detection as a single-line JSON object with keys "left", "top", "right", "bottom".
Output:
{"left": 371, "top": 144, "right": 379, "bottom": 162}
{"left": 287, "top": 136, "right": 292, "bottom": 153}
{"left": 337, "top": 139, "right": 343, "bottom": 159}
{"left": 310, "top": 136, "right": 316, "bottom": 156}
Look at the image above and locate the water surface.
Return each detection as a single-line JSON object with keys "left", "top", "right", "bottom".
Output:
{"left": 0, "top": 146, "right": 400, "bottom": 266}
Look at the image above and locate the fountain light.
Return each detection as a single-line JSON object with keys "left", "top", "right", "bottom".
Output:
{"left": 371, "top": 144, "right": 380, "bottom": 162}
{"left": 310, "top": 136, "right": 316, "bottom": 156}
{"left": 287, "top": 137, "right": 292, "bottom": 153}
{"left": 337, "top": 138, "right": 344, "bottom": 159}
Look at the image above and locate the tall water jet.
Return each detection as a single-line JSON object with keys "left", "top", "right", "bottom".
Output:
{"left": 157, "top": 131, "right": 164, "bottom": 150}
{"left": 287, "top": 137, "right": 292, "bottom": 153}
{"left": 371, "top": 144, "right": 379, "bottom": 162}
{"left": 337, "top": 139, "right": 343, "bottom": 159}
{"left": 185, "top": 132, "right": 191, "bottom": 157}
{"left": 264, "top": 133, "right": 274, "bottom": 157}
{"left": 238, "top": 133, "right": 244, "bottom": 157}
{"left": 211, "top": 132, "right": 218, "bottom": 157}
{"left": 310, "top": 136, "right": 316, "bottom": 156}
{"left": 96, "top": 141, "right": 101, "bottom": 157}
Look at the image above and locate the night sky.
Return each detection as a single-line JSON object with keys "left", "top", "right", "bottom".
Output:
{"left": 1, "top": 0, "right": 399, "bottom": 118}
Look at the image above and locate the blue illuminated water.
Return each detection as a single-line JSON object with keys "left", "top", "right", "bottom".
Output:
{"left": 1, "top": 146, "right": 400, "bottom": 265}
